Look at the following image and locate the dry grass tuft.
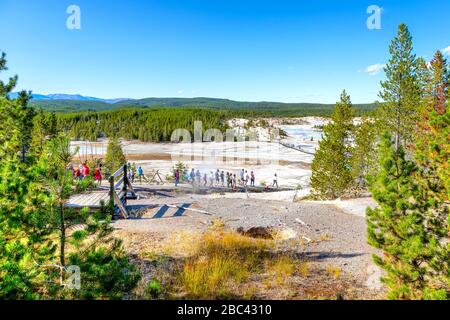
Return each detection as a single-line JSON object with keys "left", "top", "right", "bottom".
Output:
{"left": 177, "top": 227, "right": 272, "bottom": 299}
{"left": 162, "top": 231, "right": 202, "bottom": 257}
{"left": 320, "top": 233, "right": 331, "bottom": 241}
{"left": 298, "top": 261, "right": 309, "bottom": 277}
{"left": 326, "top": 265, "right": 342, "bottom": 279}
{"left": 266, "top": 255, "right": 296, "bottom": 286}
{"left": 129, "top": 220, "right": 378, "bottom": 300}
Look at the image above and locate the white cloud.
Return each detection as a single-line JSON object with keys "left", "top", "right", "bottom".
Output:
{"left": 359, "top": 63, "right": 385, "bottom": 76}
{"left": 441, "top": 46, "right": 450, "bottom": 56}
{"left": 178, "top": 90, "right": 184, "bottom": 94}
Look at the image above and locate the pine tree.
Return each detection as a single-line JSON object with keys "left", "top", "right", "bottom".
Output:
{"left": 351, "top": 118, "right": 378, "bottom": 191}
{"left": 416, "top": 50, "right": 449, "bottom": 198}
{"left": 0, "top": 159, "right": 51, "bottom": 299}
{"left": 0, "top": 56, "right": 53, "bottom": 298}
{"left": 0, "top": 99, "right": 55, "bottom": 299}
{"left": 368, "top": 27, "right": 449, "bottom": 298}
{"left": 30, "top": 108, "right": 48, "bottom": 158}
{"left": 1, "top": 53, "right": 139, "bottom": 299}
{"left": 0, "top": 52, "right": 18, "bottom": 97}
{"left": 0, "top": 51, "right": 34, "bottom": 162}
{"left": 311, "top": 90, "right": 354, "bottom": 199}
{"left": 30, "top": 109, "right": 60, "bottom": 159}
{"left": 36, "top": 134, "right": 140, "bottom": 299}
{"left": 428, "top": 51, "right": 449, "bottom": 115}
{"left": 366, "top": 133, "right": 441, "bottom": 299}
{"left": 104, "top": 137, "right": 126, "bottom": 176}
{"left": 378, "top": 24, "right": 423, "bottom": 152}
{"left": 413, "top": 51, "right": 449, "bottom": 298}
{"left": 48, "top": 112, "right": 58, "bottom": 138}
{"left": 0, "top": 99, "right": 22, "bottom": 158}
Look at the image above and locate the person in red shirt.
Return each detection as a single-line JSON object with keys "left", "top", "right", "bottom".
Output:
{"left": 74, "top": 167, "right": 81, "bottom": 180}
{"left": 93, "top": 164, "right": 103, "bottom": 185}
{"left": 82, "top": 163, "right": 90, "bottom": 178}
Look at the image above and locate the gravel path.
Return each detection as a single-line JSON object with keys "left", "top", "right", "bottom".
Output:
{"left": 199, "top": 197, "right": 380, "bottom": 284}
{"left": 113, "top": 191, "right": 383, "bottom": 292}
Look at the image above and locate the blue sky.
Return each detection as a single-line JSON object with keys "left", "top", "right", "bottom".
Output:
{"left": 0, "top": 0, "right": 449, "bottom": 103}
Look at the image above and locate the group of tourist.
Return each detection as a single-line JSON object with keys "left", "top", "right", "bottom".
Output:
{"left": 68, "top": 161, "right": 279, "bottom": 191}
{"left": 173, "top": 168, "right": 280, "bottom": 190}
{"left": 69, "top": 162, "right": 103, "bottom": 185}
{"left": 126, "top": 163, "right": 145, "bottom": 183}
{"left": 68, "top": 162, "right": 146, "bottom": 186}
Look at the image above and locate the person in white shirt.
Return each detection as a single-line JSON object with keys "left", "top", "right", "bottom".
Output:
{"left": 272, "top": 173, "right": 279, "bottom": 188}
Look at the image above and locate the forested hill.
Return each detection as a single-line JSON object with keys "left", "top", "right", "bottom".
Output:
{"left": 31, "top": 96, "right": 377, "bottom": 116}
{"left": 56, "top": 108, "right": 232, "bottom": 142}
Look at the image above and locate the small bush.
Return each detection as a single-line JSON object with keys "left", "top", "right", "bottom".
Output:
{"left": 146, "top": 279, "right": 162, "bottom": 299}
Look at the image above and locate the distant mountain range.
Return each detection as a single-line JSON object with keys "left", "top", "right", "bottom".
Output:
{"left": 9, "top": 92, "right": 377, "bottom": 116}
{"left": 10, "top": 93, "right": 131, "bottom": 104}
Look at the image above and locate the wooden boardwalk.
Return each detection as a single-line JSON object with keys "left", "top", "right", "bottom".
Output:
{"left": 66, "top": 190, "right": 110, "bottom": 209}
{"left": 66, "top": 164, "right": 135, "bottom": 219}
{"left": 65, "top": 163, "right": 295, "bottom": 219}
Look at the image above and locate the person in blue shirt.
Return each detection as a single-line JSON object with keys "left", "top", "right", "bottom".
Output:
{"left": 137, "top": 166, "right": 144, "bottom": 182}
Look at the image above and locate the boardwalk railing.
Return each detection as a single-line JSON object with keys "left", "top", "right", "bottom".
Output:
{"left": 279, "top": 141, "right": 315, "bottom": 155}
{"left": 109, "top": 164, "right": 136, "bottom": 219}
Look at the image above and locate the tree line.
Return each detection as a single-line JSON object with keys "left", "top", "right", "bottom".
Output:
{"left": 54, "top": 108, "right": 232, "bottom": 142}
{"left": 311, "top": 24, "right": 449, "bottom": 299}
{"left": 30, "top": 97, "right": 377, "bottom": 116}
{"left": 48, "top": 105, "right": 376, "bottom": 143}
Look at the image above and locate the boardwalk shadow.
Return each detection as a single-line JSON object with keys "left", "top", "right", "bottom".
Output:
{"left": 299, "top": 252, "right": 366, "bottom": 261}
{"left": 126, "top": 203, "right": 192, "bottom": 220}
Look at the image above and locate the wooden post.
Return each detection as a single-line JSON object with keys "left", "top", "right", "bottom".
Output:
{"left": 122, "top": 164, "right": 128, "bottom": 205}
{"left": 109, "top": 176, "right": 114, "bottom": 201}
{"left": 109, "top": 175, "right": 115, "bottom": 219}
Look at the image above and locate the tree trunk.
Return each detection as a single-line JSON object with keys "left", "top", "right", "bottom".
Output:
{"left": 59, "top": 203, "right": 66, "bottom": 286}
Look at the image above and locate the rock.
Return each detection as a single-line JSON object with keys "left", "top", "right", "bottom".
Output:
{"left": 237, "top": 226, "right": 298, "bottom": 241}
{"left": 237, "top": 226, "right": 274, "bottom": 239}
